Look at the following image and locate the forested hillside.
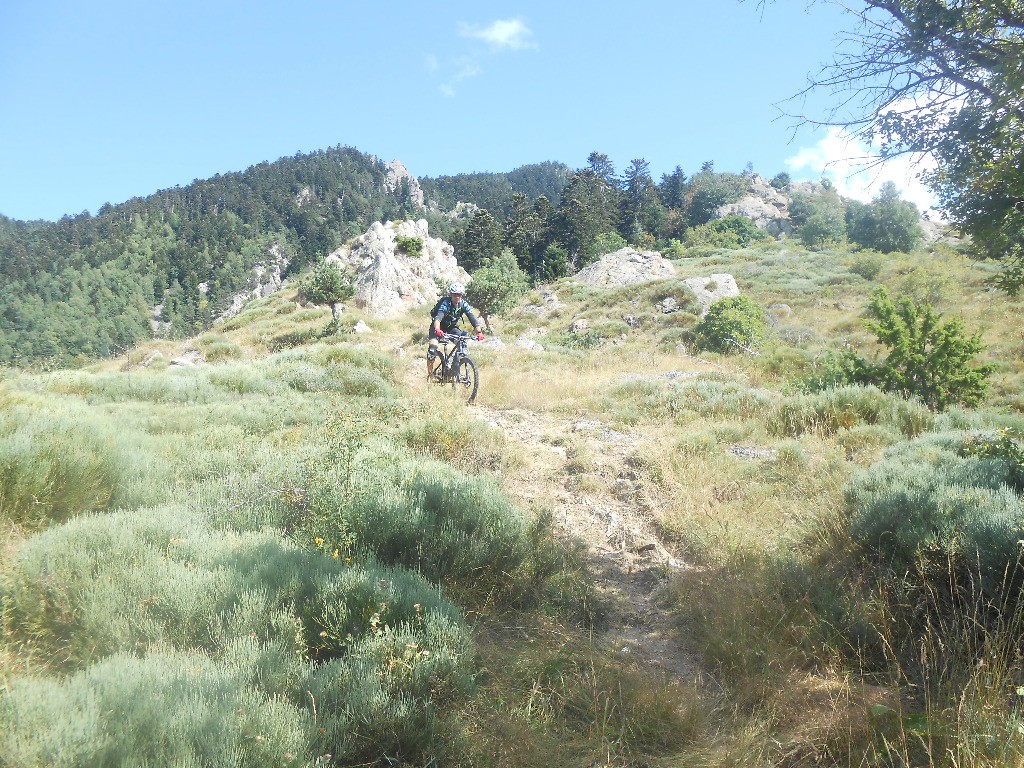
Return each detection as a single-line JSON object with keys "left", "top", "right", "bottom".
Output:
{"left": 419, "top": 160, "right": 573, "bottom": 219}
{"left": 0, "top": 145, "right": 924, "bottom": 368}
{"left": 0, "top": 147, "right": 427, "bottom": 366}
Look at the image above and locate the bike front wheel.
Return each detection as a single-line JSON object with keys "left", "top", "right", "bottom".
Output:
{"left": 452, "top": 356, "right": 479, "bottom": 403}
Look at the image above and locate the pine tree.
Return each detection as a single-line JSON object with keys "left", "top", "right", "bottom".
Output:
{"left": 858, "top": 287, "right": 996, "bottom": 411}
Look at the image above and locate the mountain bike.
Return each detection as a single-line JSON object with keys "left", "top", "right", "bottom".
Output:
{"left": 430, "top": 331, "right": 479, "bottom": 403}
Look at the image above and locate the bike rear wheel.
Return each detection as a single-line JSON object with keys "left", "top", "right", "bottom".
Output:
{"left": 452, "top": 356, "right": 479, "bottom": 403}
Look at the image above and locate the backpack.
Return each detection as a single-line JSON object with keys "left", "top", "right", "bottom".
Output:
{"left": 428, "top": 297, "right": 447, "bottom": 320}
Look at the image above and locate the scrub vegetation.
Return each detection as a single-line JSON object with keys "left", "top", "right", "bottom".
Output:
{"left": 3, "top": 234, "right": 1024, "bottom": 767}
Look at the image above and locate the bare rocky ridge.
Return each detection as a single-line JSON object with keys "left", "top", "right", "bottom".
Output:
{"left": 382, "top": 159, "right": 426, "bottom": 209}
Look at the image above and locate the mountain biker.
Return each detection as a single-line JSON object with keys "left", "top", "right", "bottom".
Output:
{"left": 427, "top": 282, "right": 484, "bottom": 380}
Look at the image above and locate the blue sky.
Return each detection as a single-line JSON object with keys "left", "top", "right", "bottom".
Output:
{"left": 0, "top": 1, "right": 935, "bottom": 222}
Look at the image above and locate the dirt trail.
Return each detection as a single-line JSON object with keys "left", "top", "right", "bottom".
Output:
{"left": 471, "top": 402, "right": 700, "bottom": 680}
{"left": 398, "top": 350, "right": 700, "bottom": 680}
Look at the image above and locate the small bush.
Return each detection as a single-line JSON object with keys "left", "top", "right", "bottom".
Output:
{"left": 297, "top": 261, "right": 355, "bottom": 306}
{"left": 685, "top": 215, "right": 772, "bottom": 250}
{"left": 845, "top": 432, "right": 1024, "bottom": 600}
{"left": 768, "top": 385, "right": 934, "bottom": 438}
{"left": 694, "top": 296, "right": 768, "bottom": 354}
{"left": 0, "top": 402, "right": 124, "bottom": 528}
{"left": 293, "top": 435, "right": 589, "bottom": 613}
{"left": 848, "top": 250, "right": 886, "bottom": 281}
{"left": 268, "top": 326, "right": 319, "bottom": 351}
{"left": 395, "top": 234, "right": 424, "bottom": 257}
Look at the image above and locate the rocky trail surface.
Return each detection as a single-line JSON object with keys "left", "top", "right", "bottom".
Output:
{"left": 399, "top": 352, "right": 703, "bottom": 681}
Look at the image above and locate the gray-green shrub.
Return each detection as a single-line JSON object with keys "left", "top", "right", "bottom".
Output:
{"left": 846, "top": 432, "right": 1024, "bottom": 597}
{"left": 768, "top": 385, "right": 934, "bottom": 437}
{"left": 0, "top": 400, "right": 125, "bottom": 528}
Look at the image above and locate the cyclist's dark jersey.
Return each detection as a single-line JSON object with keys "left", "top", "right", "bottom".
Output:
{"left": 431, "top": 296, "right": 479, "bottom": 333}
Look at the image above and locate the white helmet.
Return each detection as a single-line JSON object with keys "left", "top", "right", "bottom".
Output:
{"left": 447, "top": 282, "right": 465, "bottom": 295}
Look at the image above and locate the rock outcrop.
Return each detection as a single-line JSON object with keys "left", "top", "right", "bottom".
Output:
{"left": 326, "top": 219, "right": 468, "bottom": 318}
{"left": 683, "top": 274, "right": 741, "bottom": 315}
{"left": 383, "top": 159, "right": 425, "bottom": 209}
{"left": 215, "top": 244, "right": 291, "bottom": 323}
{"left": 715, "top": 174, "right": 793, "bottom": 238}
{"left": 574, "top": 247, "right": 676, "bottom": 288}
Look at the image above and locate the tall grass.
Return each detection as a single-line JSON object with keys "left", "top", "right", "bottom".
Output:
{"left": 0, "top": 396, "right": 129, "bottom": 528}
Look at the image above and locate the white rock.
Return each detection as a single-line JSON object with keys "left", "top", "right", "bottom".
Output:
{"left": 574, "top": 248, "right": 676, "bottom": 288}
{"left": 683, "top": 274, "right": 741, "bottom": 315}
{"left": 326, "top": 220, "right": 468, "bottom": 318}
{"left": 353, "top": 320, "right": 372, "bottom": 334}
{"left": 516, "top": 338, "right": 544, "bottom": 352}
{"left": 169, "top": 350, "right": 205, "bottom": 367}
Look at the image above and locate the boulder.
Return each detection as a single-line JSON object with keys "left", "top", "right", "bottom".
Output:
{"left": 520, "top": 288, "right": 566, "bottom": 316}
{"left": 683, "top": 274, "right": 741, "bottom": 315}
{"left": 516, "top": 337, "right": 544, "bottom": 352}
{"left": 169, "top": 350, "right": 205, "bottom": 367}
{"left": 326, "top": 220, "right": 468, "bottom": 318}
{"left": 353, "top": 320, "right": 372, "bottom": 334}
{"left": 574, "top": 247, "right": 676, "bottom": 288}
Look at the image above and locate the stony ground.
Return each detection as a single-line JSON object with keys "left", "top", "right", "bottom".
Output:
{"left": 399, "top": 347, "right": 703, "bottom": 681}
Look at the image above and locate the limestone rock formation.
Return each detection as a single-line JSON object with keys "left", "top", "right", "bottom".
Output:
{"left": 574, "top": 247, "right": 676, "bottom": 288}
{"left": 383, "top": 159, "right": 425, "bottom": 209}
{"left": 715, "top": 174, "right": 793, "bottom": 238}
{"left": 683, "top": 274, "right": 741, "bottom": 315}
{"left": 326, "top": 219, "right": 469, "bottom": 318}
{"left": 215, "top": 244, "right": 291, "bottom": 323}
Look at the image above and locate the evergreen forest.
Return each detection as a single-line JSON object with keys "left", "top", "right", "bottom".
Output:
{"left": 0, "top": 146, "right": 922, "bottom": 368}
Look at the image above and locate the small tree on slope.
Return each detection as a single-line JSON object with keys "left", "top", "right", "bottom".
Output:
{"left": 846, "top": 287, "right": 996, "bottom": 411}
{"left": 466, "top": 249, "right": 530, "bottom": 333}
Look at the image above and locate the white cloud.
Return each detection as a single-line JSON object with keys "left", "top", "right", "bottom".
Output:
{"left": 459, "top": 18, "right": 537, "bottom": 50}
{"left": 785, "top": 127, "right": 940, "bottom": 217}
{"left": 438, "top": 58, "right": 483, "bottom": 97}
{"left": 455, "top": 60, "right": 482, "bottom": 80}
{"left": 425, "top": 54, "right": 439, "bottom": 72}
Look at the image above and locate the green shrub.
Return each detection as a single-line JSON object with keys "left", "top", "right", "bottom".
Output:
{"left": 0, "top": 650, "right": 311, "bottom": 768}
{"left": 592, "top": 231, "right": 628, "bottom": 256}
{"left": 297, "top": 261, "right": 355, "bottom": 306}
{"left": 845, "top": 433, "right": 1024, "bottom": 599}
{"left": 693, "top": 296, "right": 768, "bottom": 354}
{"left": 293, "top": 436, "right": 588, "bottom": 613}
{"left": 844, "top": 288, "right": 996, "bottom": 411}
{"left": 0, "top": 505, "right": 476, "bottom": 764}
{"left": 768, "top": 385, "right": 934, "bottom": 438}
{"left": 268, "top": 326, "right": 319, "bottom": 351}
{"left": 395, "top": 234, "right": 423, "bottom": 257}
{"left": 0, "top": 402, "right": 125, "bottom": 528}
{"left": 684, "top": 215, "right": 772, "bottom": 249}
{"left": 848, "top": 250, "right": 885, "bottom": 281}
{"left": 466, "top": 249, "right": 529, "bottom": 331}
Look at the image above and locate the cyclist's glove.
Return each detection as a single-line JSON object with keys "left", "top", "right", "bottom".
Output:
{"left": 476, "top": 332, "right": 485, "bottom": 341}
{"left": 435, "top": 328, "right": 445, "bottom": 338}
